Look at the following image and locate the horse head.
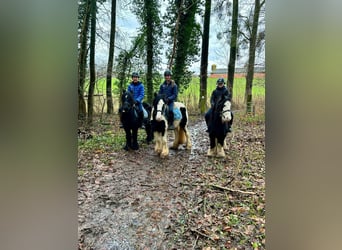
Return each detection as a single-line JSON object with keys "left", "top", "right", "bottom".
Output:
{"left": 121, "top": 90, "right": 135, "bottom": 113}
{"left": 221, "top": 99, "right": 232, "bottom": 122}
{"left": 153, "top": 93, "right": 168, "bottom": 122}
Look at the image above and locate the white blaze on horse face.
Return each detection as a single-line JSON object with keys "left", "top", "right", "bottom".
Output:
{"left": 222, "top": 100, "right": 232, "bottom": 122}
{"left": 155, "top": 99, "right": 164, "bottom": 121}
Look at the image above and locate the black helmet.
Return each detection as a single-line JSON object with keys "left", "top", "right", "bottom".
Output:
{"left": 217, "top": 78, "right": 225, "bottom": 84}
{"left": 132, "top": 72, "right": 139, "bottom": 78}
{"left": 164, "top": 70, "right": 172, "bottom": 76}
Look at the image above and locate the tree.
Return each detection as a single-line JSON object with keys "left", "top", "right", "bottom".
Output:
{"left": 132, "top": 0, "right": 162, "bottom": 103}
{"left": 199, "top": 0, "right": 211, "bottom": 114}
{"left": 105, "top": 0, "right": 117, "bottom": 114}
{"left": 115, "top": 34, "right": 145, "bottom": 106}
{"left": 245, "top": 0, "right": 265, "bottom": 113}
{"left": 87, "top": 0, "right": 97, "bottom": 124}
{"left": 227, "top": 0, "right": 239, "bottom": 100}
{"left": 164, "top": 0, "right": 201, "bottom": 92}
{"left": 78, "top": 0, "right": 91, "bottom": 120}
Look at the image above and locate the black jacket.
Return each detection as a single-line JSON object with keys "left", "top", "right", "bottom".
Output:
{"left": 210, "top": 86, "right": 231, "bottom": 107}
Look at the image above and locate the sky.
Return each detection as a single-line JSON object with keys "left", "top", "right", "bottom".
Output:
{"left": 95, "top": 1, "right": 262, "bottom": 75}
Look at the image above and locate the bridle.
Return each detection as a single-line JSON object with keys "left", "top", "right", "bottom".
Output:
{"left": 155, "top": 98, "right": 167, "bottom": 116}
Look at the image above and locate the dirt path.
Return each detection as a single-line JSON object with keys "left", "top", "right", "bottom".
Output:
{"left": 78, "top": 115, "right": 265, "bottom": 249}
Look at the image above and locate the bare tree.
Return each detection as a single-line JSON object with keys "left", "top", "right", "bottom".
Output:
{"left": 87, "top": 0, "right": 97, "bottom": 124}
{"left": 199, "top": 0, "right": 211, "bottom": 114}
{"left": 245, "top": 0, "right": 265, "bottom": 114}
{"left": 78, "top": 0, "right": 91, "bottom": 120}
{"left": 227, "top": 0, "right": 239, "bottom": 100}
{"left": 105, "top": 0, "right": 117, "bottom": 114}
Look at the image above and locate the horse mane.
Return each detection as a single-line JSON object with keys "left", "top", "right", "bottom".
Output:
{"left": 121, "top": 90, "right": 134, "bottom": 103}
{"left": 152, "top": 93, "right": 166, "bottom": 108}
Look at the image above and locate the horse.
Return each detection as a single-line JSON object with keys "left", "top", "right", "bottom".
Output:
{"left": 207, "top": 97, "right": 232, "bottom": 157}
{"left": 151, "top": 93, "right": 192, "bottom": 158}
{"left": 119, "top": 90, "right": 153, "bottom": 151}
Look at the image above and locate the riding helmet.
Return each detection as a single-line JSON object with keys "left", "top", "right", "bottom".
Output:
{"left": 132, "top": 72, "right": 139, "bottom": 78}
{"left": 164, "top": 70, "right": 172, "bottom": 76}
{"left": 217, "top": 78, "right": 225, "bottom": 84}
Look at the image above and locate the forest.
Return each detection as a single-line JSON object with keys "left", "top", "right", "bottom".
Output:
{"left": 78, "top": 0, "right": 265, "bottom": 249}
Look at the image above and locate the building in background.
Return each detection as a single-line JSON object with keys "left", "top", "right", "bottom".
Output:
{"left": 210, "top": 64, "right": 265, "bottom": 78}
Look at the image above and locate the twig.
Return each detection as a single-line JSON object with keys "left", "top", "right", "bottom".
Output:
{"left": 190, "top": 228, "right": 214, "bottom": 241}
{"left": 210, "top": 184, "right": 256, "bottom": 195}
{"left": 180, "top": 182, "right": 256, "bottom": 195}
{"left": 192, "top": 235, "right": 199, "bottom": 249}
{"left": 140, "top": 183, "right": 155, "bottom": 188}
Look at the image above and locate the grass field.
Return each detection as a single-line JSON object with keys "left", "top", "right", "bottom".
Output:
{"left": 83, "top": 76, "right": 265, "bottom": 115}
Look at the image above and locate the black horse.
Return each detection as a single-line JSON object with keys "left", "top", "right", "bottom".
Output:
{"left": 119, "top": 90, "right": 153, "bottom": 151}
{"left": 207, "top": 97, "right": 232, "bottom": 157}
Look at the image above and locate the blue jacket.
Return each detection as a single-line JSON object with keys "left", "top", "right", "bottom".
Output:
{"left": 127, "top": 81, "right": 144, "bottom": 104}
{"left": 158, "top": 80, "right": 178, "bottom": 104}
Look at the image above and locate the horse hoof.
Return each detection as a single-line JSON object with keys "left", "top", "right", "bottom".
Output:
{"left": 123, "top": 145, "right": 129, "bottom": 151}
{"left": 131, "top": 145, "right": 139, "bottom": 150}
{"left": 207, "top": 148, "right": 216, "bottom": 157}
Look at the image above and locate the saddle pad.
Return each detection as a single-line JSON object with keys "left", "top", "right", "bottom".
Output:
{"left": 142, "top": 107, "right": 148, "bottom": 119}
{"left": 173, "top": 108, "right": 182, "bottom": 120}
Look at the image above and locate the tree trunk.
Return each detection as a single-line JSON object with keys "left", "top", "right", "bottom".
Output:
{"left": 199, "top": 0, "right": 211, "bottom": 114}
{"left": 78, "top": 0, "right": 90, "bottom": 120}
{"left": 145, "top": 0, "right": 154, "bottom": 104}
{"left": 168, "top": 0, "right": 184, "bottom": 69}
{"left": 105, "top": 0, "right": 116, "bottom": 114}
{"left": 227, "top": 0, "right": 238, "bottom": 100}
{"left": 87, "top": 0, "right": 96, "bottom": 124}
{"left": 245, "top": 0, "right": 263, "bottom": 114}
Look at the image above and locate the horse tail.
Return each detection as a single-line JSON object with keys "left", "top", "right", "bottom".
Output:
{"left": 178, "top": 107, "right": 188, "bottom": 144}
{"left": 179, "top": 107, "right": 187, "bottom": 129}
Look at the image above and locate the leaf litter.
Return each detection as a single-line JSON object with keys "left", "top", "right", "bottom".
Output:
{"left": 78, "top": 113, "right": 265, "bottom": 249}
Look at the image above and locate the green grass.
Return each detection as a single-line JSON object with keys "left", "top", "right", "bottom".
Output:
{"left": 178, "top": 77, "right": 265, "bottom": 113}
{"left": 83, "top": 76, "right": 265, "bottom": 114}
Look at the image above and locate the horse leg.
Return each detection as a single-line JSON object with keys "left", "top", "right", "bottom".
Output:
{"left": 160, "top": 133, "right": 169, "bottom": 157}
{"left": 216, "top": 136, "right": 226, "bottom": 157}
{"left": 216, "top": 143, "right": 225, "bottom": 157}
{"left": 171, "top": 124, "right": 180, "bottom": 149}
{"left": 131, "top": 128, "right": 139, "bottom": 150}
{"left": 124, "top": 128, "right": 132, "bottom": 151}
{"left": 145, "top": 121, "right": 153, "bottom": 144}
{"left": 207, "top": 134, "right": 217, "bottom": 157}
{"left": 184, "top": 126, "right": 192, "bottom": 150}
{"left": 154, "top": 132, "right": 162, "bottom": 154}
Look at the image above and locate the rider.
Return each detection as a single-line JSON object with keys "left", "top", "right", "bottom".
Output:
{"left": 127, "top": 72, "right": 145, "bottom": 128}
{"left": 158, "top": 70, "right": 178, "bottom": 130}
{"left": 127, "top": 72, "right": 145, "bottom": 127}
{"left": 205, "top": 78, "right": 233, "bottom": 133}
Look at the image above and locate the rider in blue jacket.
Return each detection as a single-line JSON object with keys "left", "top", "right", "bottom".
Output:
{"left": 120, "top": 72, "right": 145, "bottom": 128}
{"left": 158, "top": 70, "right": 178, "bottom": 130}
{"left": 128, "top": 72, "right": 145, "bottom": 125}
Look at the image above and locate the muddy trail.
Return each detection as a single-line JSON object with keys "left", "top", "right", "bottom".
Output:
{"left": 78, "top": 114, "right": 265, "bottom": 250}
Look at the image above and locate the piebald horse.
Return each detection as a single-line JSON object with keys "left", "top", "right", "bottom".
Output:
{"left": 151, "top": 94, "right": 192, "bottom": 158}
{"left": 207, "top": 97, "right": 232, "bottom": 157}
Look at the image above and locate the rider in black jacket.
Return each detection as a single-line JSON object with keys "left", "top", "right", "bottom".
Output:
{"left": 205, "top": 78, "right": 233, "bottom": 132}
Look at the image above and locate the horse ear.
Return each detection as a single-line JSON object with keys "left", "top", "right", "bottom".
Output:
{"left": 154, "top": 92, "right": 157, "bottom": 97}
